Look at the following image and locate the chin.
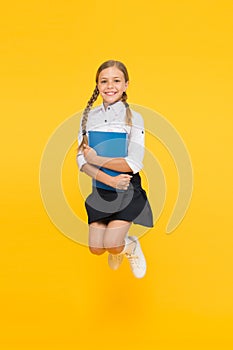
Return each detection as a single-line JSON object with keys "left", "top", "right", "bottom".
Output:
{"left": 104, "top": 98, "right": 119, "bottom": 105}
{"left": 110, "top": 96, "right": 122, "bottom": 102}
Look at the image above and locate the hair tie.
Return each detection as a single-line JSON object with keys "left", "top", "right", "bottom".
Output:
{"left": 125, "top": 102, "right": 129, "bottom": 108}
{"left": 82, "top": 130, "right": 87, "bottom": 136}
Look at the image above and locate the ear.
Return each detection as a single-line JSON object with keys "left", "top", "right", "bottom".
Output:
{"left": 124, "top": 81, "right": 129, "bottom": 90}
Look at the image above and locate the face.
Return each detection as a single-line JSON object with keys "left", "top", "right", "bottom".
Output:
{"left": 97, "top": 66, "right": 129, "bottom": 107}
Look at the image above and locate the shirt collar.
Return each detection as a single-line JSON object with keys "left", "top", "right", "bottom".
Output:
{"left": 100, "top": 100, "right": 126, "bottom": 114}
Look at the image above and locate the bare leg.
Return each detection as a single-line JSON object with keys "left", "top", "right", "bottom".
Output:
{"left": 103, "top": 220, "right": 133, "bottom": 255}
{"left": 89, "top": 221, "right": 107, "bottom": 255}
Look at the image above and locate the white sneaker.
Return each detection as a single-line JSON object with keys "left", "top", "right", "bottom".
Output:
{"left": 125, "top": 236, "right": 147, "bottom": 278}
{"left": 108, "top": 253, "right": 124, "bottom": 270}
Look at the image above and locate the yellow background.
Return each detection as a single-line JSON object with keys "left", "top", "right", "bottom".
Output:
{"left": 1, "top": 1, "right": 233, "bottom": 349}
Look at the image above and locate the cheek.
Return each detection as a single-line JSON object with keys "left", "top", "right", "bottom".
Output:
{"left": 98, "top": 88, "right": 105, "bottom": 96}
{"left": 97, "top": 83, "right": 103, "bottom": 92}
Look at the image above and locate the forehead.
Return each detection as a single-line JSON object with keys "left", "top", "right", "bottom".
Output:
{"left": 98, "top": 66, "right": 124, "bottom": 79}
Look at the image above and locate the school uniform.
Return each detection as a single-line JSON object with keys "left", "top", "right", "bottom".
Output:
{"left": 77, "top": 100, "right": 153, "bottom": 227}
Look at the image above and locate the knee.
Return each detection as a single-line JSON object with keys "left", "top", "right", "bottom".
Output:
{"left": 107, "top": 246, "right": 124, "bottom": 254}
{"left": 104, "top": 238, "right": 124, "bottom": 254}
{"left": 89, "top": 246, "right": 106, "bottom": 255}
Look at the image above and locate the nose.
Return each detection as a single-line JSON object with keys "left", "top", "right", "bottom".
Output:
{"left": 106, "top": 80, "right": 113, "bottom": 89}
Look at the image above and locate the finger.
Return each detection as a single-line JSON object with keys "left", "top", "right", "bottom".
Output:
{"left": 122, "top": 175, "right": 132, "bottom": 179}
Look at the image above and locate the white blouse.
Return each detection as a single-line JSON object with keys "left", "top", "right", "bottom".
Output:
{"left": 77, "top": 100, "right": 145, "bottom": 174}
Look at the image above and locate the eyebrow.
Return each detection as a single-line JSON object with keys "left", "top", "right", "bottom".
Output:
{"left": 100, "top": 76, "right": 121, "bottom": 79}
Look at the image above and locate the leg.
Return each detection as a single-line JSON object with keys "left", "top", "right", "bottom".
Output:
{"left": 103, "top": 220, "right": 132, "bottom": 255}
{"left": 103, "top": 220, "right": 146, "bottom": 277}
{"left": 89, "top": 221, "right": 107, "bottom": 255}
{"left": 105, "top": 224, "right": 147, "bottom": 278}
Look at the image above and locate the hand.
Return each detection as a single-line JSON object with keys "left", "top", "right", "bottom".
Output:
{"left": 83, "top": 144, "right": 97, "bottom": 163}
{"left": 111, "top": 174, "right": 132, "bottom": 190}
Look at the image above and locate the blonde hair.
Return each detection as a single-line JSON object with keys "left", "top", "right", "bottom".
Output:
{"left": 78, "top": 60, "right": 132, "bottom": 151}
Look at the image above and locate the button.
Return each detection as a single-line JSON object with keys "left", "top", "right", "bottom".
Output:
{"left": 105, "top": 120, "right": 107, "bottom": 122}
{"left": 108, "top": 107, "right": 110, "bottom": 110}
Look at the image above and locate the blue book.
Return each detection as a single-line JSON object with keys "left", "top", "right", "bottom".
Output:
{"left": 88, "top": 131, "right": 128, "bottom": 191}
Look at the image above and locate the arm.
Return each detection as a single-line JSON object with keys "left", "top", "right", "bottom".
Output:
{"left": 124, "top": 113, "right": 145, "bottom": 173}
{"left": 82, "top": 163, "right": 132, "bottom": 190}
{"left": 96, "top": 157, "right": 132, "bottom": 172}
{"left": 83, "top": 145, "right": 132, "bottom": 172}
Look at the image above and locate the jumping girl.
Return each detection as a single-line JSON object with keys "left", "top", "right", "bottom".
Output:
{"left": 77, "top": 60, "right": 153, "bottom": 278}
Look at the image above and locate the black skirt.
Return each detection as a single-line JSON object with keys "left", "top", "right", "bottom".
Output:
{"left": 85, "top": 173, "right": 153, "bottom": 227}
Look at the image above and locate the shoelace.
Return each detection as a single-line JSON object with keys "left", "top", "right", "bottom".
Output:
{"left": 111, "top": 254, "right": 123, "bottom": 261}
{"left": 125, "top": 253, "right": 140, "bottom": 267}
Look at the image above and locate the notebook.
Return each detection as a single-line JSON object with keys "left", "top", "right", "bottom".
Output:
{"left": 88, "top": 130, "right": 128, "bottom": 191}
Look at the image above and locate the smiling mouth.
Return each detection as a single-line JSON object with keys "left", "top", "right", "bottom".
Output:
{"left": 104, "top": 92, "right": 117, "bottom": 96}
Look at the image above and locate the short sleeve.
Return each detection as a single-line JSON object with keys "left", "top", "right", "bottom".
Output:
{"left": 125, "top": 112, "right": 145, "bottom": 174}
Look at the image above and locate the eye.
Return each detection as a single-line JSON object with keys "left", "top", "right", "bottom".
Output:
{"left": 100, "top": 80, "right": 107, "bottom": 84}
{"left": 114, "top": 79, "right": 120, "bottom": 82}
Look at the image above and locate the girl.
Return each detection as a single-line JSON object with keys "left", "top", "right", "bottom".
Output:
{"left": 77, "top": 60, "right": 153, "bottom": 278}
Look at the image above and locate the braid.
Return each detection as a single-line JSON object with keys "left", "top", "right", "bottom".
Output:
{"left": 121, "top": 91, "right": 132, "bottom": 126}
{"left": 78, "top": 86, "right": 99, "bottom": 151}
